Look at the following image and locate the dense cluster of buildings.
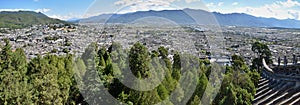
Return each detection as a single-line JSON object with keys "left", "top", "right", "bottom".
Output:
{"left": 0, "top": 24, "right": 299, "bottom": 66}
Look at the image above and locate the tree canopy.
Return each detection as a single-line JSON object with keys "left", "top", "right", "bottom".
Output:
{"left": 0, "top": 41, "right": 260, "bottom": 105}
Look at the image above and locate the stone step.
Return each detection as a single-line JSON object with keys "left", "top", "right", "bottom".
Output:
{"left": 266, "top": 92, "right": 288, "bottom": 105}
{"left": 255, "top": 87, "right": 270, "bottom": 97}
{"left": 259, "top": 78, "right": 267, "bottom": 82}
{"left": 253, "top": 82, "right": 283, "bottom": 104}
{"left": 280, "top": 92, "right": 300, "bottom": 105}
{"left": 256, "top": 90, "right": 278, "bottom": 105}
{"left": 278, "top": 87, "right": 300, "bottom": 105}
{"left": 260, "top": 83, "right": 294, "bottom": 105}
{"left": 255, "top": 80, "right": 278, "bottom": 96}
{"left": 271, "top": 87, "right": 297, "bottom": 105}
{"left": 258, "top": 79, "right": 269, "bottom": 87}
{"left": 290, "top": 96, "right": 300, "bottom": 105}
{"left": 261, "top": 82, "right": 296, "bottom": 105}
{"left": 254, "top": 82, "right": 286, "bottom": 105}
{"left": 257, "top": 82, "right": 269, "bottom": 92}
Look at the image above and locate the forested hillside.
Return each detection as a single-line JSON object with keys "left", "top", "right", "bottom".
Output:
{"left": 0, "top": 11, "right": 67, "bottom": 29}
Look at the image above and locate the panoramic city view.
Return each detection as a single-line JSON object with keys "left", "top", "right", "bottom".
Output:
{"left": 0, "top": 0, "right": 300, "bottom": 105}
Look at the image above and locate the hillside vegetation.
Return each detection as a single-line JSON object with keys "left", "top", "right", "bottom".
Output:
{"left": 0, "top": 11, "right": 67, "bottom": 29}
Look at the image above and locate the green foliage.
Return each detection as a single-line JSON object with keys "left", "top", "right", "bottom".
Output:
{"left": 0, "top": 41, "right": 260, "bottom": 105}
{"left": 82, "top": 58, "right": 103, "bottom": 104}
{"left": 172, "top": 52, "right": 181, "bottom": 81}
{"left": 251, "top": 41, "right": 272, "bottom": 65}
{"left": 45, "top": 36, "right": 60, "bottom": 41}
{"left": 232, "top": 54, "right": 250, "bottom": 73}
{"left": 64, "top": 38, "right": 72, "bottom": 46}
{"left": 1, "top": 38, "right": 13, "bottom": 69}
{"left": 252, "top": 42, "right": 271, "bottom": 58}
{"left": 0, "top": 11, "right": 68, "bottom": 29}
{"left": 248, "top": 70, "right": 260, "bottom": 87}
{"left": 157, "top": 85, "right": 169, "bottom": 100}
{"left": 0, "top": 40, "right": 84, "bottom": 105}
{"left": 51, "top": 48, "right": 58, "bottom": 53}
{"left": 158, "top": 46, "right": 168, "bottom": 58}
{"left": 214, "top": 55, "right": 257, "bottom": 105}
{"left": 190, "top": 95, "right": 201, "bottom": 105}
{"left": 128, "top": 88, "right": 162, "bottom": 105}
{"left": 62, "top": 48, "right": 70, "bottom": 53}
{"left": 26, "top": 55, "right": 78, "bottom": 104}
{"left": 158, "top": 46, "right": 172, "bottom": 70}
{"left": 129, "top": 42, "right": 151, "bottom": 78}
{"left": 81, "top": 42, "right": 97, "bottom": 65}
{"left": 151, "top": 50, "right": 159, "bottom": 58}
{"left": 0, "top": 46, "right": 32, "bottom": 105}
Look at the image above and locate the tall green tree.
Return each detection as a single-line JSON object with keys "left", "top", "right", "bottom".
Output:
{"left": 1, "top": 38, "right": 12, "bottom": 69}
{"left": 172, "top": 52, "right": 181, "bottom": 81}
{"left": 129, "top": 42, "right": 150, "bottom": 78}
{"left": 0, "top": 47, "right": 32, "bottom": 105}
{"left": 158, "top": 46, "right": 172, "bottom": 70}
{"left": 28, "top": 55, "right": 62, "bottom": 104}
{"left": 251, "top": 41, "right": 272, "bottom": 69}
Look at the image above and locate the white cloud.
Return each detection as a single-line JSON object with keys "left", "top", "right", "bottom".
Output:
{"left": 232, "top": 2, "right": 238, "bottom": 6}
{"left": 113, "top": 0, "right": 180, "bottom": 14}
{"left": 185, "top": 0, "right": 200, "bottom": 4}
{"left": 288, "top": 10, "right": 299, "bottom": 19}
{"left": 205, "top": 2, "right": 223, "bottom": 8}
{"left": 34, "top": 8, "right": 51, "bottom": 13}
{"left": 114, "top": 0, "right": 200, "bottom": 6}
{"left": 278, "top": 0, "right": 300, "bottom": 8}
{"left": 117, "top": 2, "right": 176, "bottom": 14}
{"left": 0, "top": 9, "right": 31, "bottom": 11}
{"left": 48, "top": 13, "right": 84, "bottom": 20}
{"left": 114, "top": 0, "right": 179, "bottom": 6}
{"left": 48, "top": 14, "right": 71, "bottom": 20}
{"left": 208, "top": 0, "right": 300, "bottom": 20}
{"left": 113, "top": 0, "right": 201, "bottom": 13}
{"left": 217, "top": 2, "right": 224, "bottom": 6}
{"left": 0, "top": 8, "right": 51, "bottom": 13}
{"left": 232, "top": 0, "right": 300, "bottom": 20}
{"left": 206, "top": 2, "right": 214, "bottom": 7}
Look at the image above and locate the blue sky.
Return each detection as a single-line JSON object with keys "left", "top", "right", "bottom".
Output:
{"left": 1, "top": 0, "right": 300, "bottom": 20}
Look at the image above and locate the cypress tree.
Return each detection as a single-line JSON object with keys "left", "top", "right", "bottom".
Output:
{"left": 129, "top": 42, "right": 150, "bottom": 78}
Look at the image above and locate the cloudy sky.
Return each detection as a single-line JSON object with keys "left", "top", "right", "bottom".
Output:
{"left": 1, "top": 0, "right": 300, "bottom": 20}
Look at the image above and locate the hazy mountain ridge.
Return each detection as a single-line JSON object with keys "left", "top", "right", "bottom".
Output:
{"left": 0, "top": 11, "right": 67, "bottom": 29}
{"left": 79, "top": 9, "right": 300, "bottom": 28}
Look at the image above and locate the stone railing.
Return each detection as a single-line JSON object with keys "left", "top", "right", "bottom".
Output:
{"left": 262, "top": 58, "right": 300, "bottom": 82}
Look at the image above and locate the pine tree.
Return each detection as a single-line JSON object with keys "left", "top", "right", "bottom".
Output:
{"left": 0, "top": 43, "right": 32, "bottom": 104}
{"left": 129, "top": 42, "right": 150, "bottom": 78}
{"left": 68, "top": 57, "right": 86, "bottom": 104}
{"left": 28, "top": 55, "right": 62, "bottom": 104}
{"left": 158, "top": 46, "right": 172, "bottom": 70}
{"left": 157, "top": 84, "right": 169, "bottom": 100}
{"left": 190, "top": 95, "right": 201, "bottom": 105}
{"left": 0, "top": 38, "right": 12, "bottom": 69}
{"left": 172, "top": 52, "right": 181, "bottom": 81}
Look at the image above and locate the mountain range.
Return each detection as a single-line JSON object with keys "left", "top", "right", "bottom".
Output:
{"left": 0, "top": 11, "right": 67, "bottom": 29}
{"left": 78, "top": 8, "right": 300, "bottom": 28}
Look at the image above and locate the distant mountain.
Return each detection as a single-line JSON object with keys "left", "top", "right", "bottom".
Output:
{"left": 67, "top": 18, "right": 81, "bottom": 23}
{"left": 79, "top": 8, "right": 300, "bottom": 28}
{"left": 213, "top": 12, "right": 300, "bottom": 28}
{"left": 0, "top": 11, "right": 67, "bottom": 29}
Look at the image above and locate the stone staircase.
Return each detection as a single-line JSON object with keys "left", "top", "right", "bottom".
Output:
{"left": 253, "top": 76, "right": 300, "bottom": 105}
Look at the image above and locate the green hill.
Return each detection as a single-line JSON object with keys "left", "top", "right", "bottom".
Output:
{"left": 0, "top": 11, "right": 67, "bottom": 29}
